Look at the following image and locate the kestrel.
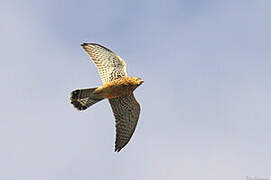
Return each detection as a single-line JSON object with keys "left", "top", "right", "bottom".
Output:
{"left": 70, "top": 43, "right": 143, "bottom": 152}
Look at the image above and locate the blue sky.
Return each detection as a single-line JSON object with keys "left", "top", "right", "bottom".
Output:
{"left": 1, "top": 0, "right": 271, "bottom": 179}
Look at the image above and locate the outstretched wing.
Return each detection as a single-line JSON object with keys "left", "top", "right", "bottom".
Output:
{"left": 81, "top": 43, "right": 127, "bottom": 84}
{"left": 109, "top": 93, "right": 141, "bottom": 152}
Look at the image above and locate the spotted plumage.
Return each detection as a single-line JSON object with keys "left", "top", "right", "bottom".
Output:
{"left": 70, "top": 43, "right": 143, "bottom": 152}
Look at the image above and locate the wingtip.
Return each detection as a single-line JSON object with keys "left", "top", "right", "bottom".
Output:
{"left": 81, "top": 42, "right": 90, "bottom": 47}
{"left": 80, "top": 43, "right": 114, "bottom": 53}
{"left": 114, "top": 144, "right": 125, "bottom": 152}
{"left": 81, "top": 42, "right": 100, "bottom": 46}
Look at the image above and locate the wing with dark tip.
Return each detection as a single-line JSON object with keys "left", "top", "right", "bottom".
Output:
{"left": 81, "top": 43, "right": 127, "bottom": 84}
{"left": 109, "top": 93, "right": 140, "bottom": 152}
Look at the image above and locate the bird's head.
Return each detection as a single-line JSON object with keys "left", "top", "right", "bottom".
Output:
{"left": 129, "top": 77, "right": 144, "bottom": 87}
{"left": 135, "top": 77, "right": 144, "bottom": 86}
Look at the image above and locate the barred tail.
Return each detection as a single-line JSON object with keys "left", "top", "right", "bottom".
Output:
{"left": 70, "top": 87, "right": 104, "bottom": 111}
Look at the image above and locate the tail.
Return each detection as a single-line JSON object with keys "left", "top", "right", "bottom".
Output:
{"left": 70, "top": 87, "right": 104, "bottom": 111}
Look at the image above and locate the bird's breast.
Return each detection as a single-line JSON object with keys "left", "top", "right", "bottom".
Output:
{"left": 95, "top": 78, "right": 136, "bottom": 99}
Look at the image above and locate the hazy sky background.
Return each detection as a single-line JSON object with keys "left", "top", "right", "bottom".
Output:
{"left": 1, "top": 0, "right": 271, "bottom": 179}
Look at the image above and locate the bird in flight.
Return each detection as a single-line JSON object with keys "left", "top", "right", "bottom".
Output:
{"left": 70, "top": 43, "right": 143, "bottom": 152}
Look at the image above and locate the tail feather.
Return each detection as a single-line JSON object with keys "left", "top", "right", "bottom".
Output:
{"left": 70, "top": 88, "right": 104, "bottom": 111}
